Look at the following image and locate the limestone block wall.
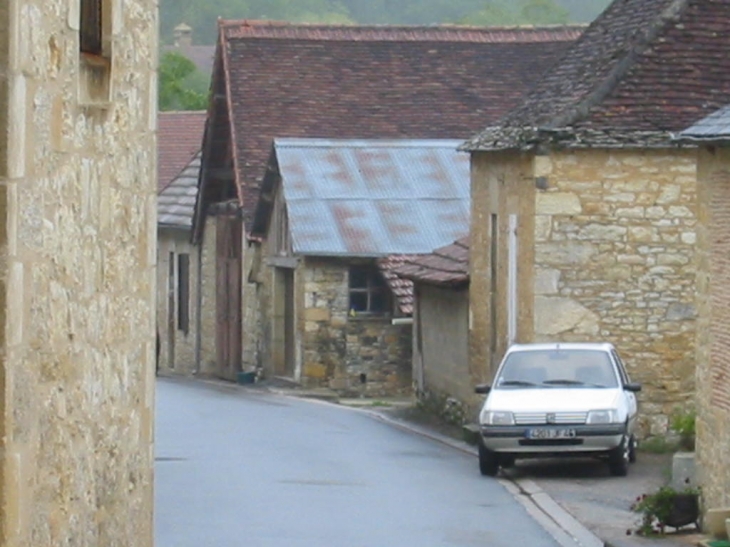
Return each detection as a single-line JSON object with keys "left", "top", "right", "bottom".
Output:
{"left": 695, "top": 146, "right": 730, "bottom": 513}
{"left": 241, "top": 241, "right": 260, "bottom": 372}
{"left": 197, "top": 214, "right": 217, "bottom": 375}
{"left": 0, "top": 0, "right": 157, "bottom": 545}
{"left": 301, "top": 258, "right": 412, "bottom": 396}
{"left": 156, "top": 228, "right": 199, "bottom": 375}
{"left": 534, "top": 149, "right": 698, "bottom": 435}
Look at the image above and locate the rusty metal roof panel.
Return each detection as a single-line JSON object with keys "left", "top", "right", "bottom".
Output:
{"left": 275, "top": 139, "right": 469, "bottom": 257}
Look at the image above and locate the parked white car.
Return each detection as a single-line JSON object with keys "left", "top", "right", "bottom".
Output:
{"left": 475, "top": 342, "right": 641, "bottom": 477}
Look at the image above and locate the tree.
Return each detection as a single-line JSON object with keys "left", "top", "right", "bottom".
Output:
{"left": 158, "top": 51, "right": 209, "bottom": 111}
{"left": 459, "top": 0, "right": 568, "bottom": 26}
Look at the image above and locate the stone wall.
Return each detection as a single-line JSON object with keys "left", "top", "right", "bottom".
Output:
{"left": 156, "top": 228, "right": 199, "bottom": 375}
{"left": 695, "top": 146, "right": 730, "bottom": 514}
{"left": 415, "top": 284, "right": 475, "bottom": 421}
{"left": 0, "top": 0, "right": 157, "bottom": 545}
{"left": 534, "top": 149, "right": 697, "bottom": 436}
{"left": 301, "top": 258, "right": 412, "bottom": 396}
{"left": 197, "top": 214, "right": 218, "bottom": 375}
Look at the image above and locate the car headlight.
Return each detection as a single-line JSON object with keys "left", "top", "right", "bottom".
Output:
{"left": 480, "top": 411, "right": 515, "bottom": 426}
{"left": 586, "top": 409, "right": 620, "bottom": 425}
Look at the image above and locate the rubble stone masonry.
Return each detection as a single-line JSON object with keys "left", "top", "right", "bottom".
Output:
{"left": 0, "top": 0, "right": 157, "bottom": 545}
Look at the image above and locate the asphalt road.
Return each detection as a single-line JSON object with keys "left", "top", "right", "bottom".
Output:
{"left": 154, "top": 378, "right": 562, "bottom": 547}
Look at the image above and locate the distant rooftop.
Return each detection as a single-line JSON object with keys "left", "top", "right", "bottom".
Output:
{"left": 680, "top": 105, "right": 730, "bottom": 141}
{"left": 158, "top": 153, "right": 200, "bottom": 229}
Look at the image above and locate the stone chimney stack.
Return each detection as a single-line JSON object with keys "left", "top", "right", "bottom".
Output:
{"left": 174, "top": 23, "right": 193, "bottom": 47}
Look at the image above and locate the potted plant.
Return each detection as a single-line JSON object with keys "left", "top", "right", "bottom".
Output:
{"left": 632, "top": 485, "right": 701, "bottom": 535}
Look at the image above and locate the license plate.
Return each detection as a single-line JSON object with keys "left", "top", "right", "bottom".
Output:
{"left": 526, "top": 428, "right": 577, "bottom": 440}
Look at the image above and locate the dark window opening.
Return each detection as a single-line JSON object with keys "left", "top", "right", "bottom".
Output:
{"left": 80, "top": 0, "right": 103, "bottom": 55}
{"left": 178, "top": 254, "right": 190, "bottom": 334}
{"left": 349, "top": 266, "right": 390, "bottom": 315}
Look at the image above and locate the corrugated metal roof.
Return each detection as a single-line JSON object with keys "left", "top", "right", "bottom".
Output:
{"left": 681, "top": 105, "right": 730, "bottom": 140}
{"left": 275, "top": 139, "right": 470, "bottom": 256}
{"left": 158, "top": 153, "right": 200, "bottom": 229}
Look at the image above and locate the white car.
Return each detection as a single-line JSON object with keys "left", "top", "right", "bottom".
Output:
{"left": 475, "top": 342, "right": 641, "bottom": 477}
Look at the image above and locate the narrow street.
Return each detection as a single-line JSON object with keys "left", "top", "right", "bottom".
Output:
{"left": 154, "top": 378, "right": 562, "bottom": 547}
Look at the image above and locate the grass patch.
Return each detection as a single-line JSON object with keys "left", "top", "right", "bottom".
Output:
{"left": 369, "top": 400, "right": 392, "bottom": 408}
{"left": 638, "top": 436, "right": 679, "bottom": 454}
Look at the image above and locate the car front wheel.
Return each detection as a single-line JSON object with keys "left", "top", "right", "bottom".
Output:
{"left": 478, "top": 441, "right": 499, "bottom": 477}
{"left": 608, "top": 435, "right": 630, "bottom": 477}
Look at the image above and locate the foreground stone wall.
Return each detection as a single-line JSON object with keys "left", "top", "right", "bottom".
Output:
{"left": 534, "top": 149, "right": 697, "bottom": 435}
{"left": 0, "top": 0, "right": 157, "bottom": 545}
{"left": 301, "top": 258, "right": 411, "bottom": 396}
{"left": 157, "top": 228, "right": 199, "bottom": 375}
{"left": 695, "top": 146, "right": 730, "bottom": 513}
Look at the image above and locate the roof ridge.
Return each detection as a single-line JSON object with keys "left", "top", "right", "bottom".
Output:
{"left": 546, "top": 0, "right": 689, "bottom": 129}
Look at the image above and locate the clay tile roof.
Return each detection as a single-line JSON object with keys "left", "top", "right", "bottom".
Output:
{"left": 394, "top": 237, "right": 470, "bottom": 287}
{"left": 464, "top": 0, "right": 730, "bottom": 151}
{"left": 378, "top": 255, "right": 417, "bottom": 315}
{"left": 217, "top": 19, "right": 583, "bottom": 228}
{"left": 157, "top": 111, "right": 207, "bottom": 192}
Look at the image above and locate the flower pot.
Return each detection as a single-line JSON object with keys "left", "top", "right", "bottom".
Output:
{"left": 664, "top": 493, "right": 700, "bottom": 530}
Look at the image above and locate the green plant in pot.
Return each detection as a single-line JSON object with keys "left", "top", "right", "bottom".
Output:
{"left": 632, "top": 485, "right": 701, "bottom": 536}
{"left": 671, "top": 407, "right": 696, "bottom": 451}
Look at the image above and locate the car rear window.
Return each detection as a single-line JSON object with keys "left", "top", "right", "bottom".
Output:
{"left": 496, "top": 349, "right": 618, "bottom": 388}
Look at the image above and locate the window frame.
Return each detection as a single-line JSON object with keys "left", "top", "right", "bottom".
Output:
{"left": 348, "top": 265, "right": 391, "bottom": 316}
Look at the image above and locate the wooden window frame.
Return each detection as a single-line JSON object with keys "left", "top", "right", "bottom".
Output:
{"left": 348, "top": 265, "right": 391, "bottom": 316}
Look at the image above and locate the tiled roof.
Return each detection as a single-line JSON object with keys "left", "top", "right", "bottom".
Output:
{"left": 394, "top": 237, "right": 469, "bottom": 287}
{"left": 254, "top": 139, "right": 470, "bottom": 256}
{"left": 158, "top": 111, "right": 207, "bottom": 192}
{"left": 218, "top": 19, "right": 582, "bottom": 228}
{"left": 680, "top": 104, "right": 730, "bottom": 140}
{"left": 158, "top": 153, "right": 200, "bottom": 229}
{"left": 465, "top": 0, "right": 730, "bottom": 151}
{"left": 378, "top": 256, "right": 416, "bottom": 315}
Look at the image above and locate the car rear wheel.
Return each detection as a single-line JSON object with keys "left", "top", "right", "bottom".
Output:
{"left": 628, "top": 434, "right": 637, "bottom": 464}
{"left": 608, "top": 435, "right": 630, "bottom": 476}
{"left": 478, "top": 441, "right": 499, "bottom": 477}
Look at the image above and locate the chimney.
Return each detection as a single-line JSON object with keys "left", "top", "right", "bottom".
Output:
{"left": 174, "top": 23, "right": 193, "bottom": 47}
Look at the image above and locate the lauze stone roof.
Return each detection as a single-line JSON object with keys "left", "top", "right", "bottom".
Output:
{"left": 394, "top": 237, "right": 469, "bottom": 287}
{"left": 465, "top": 0, "right": 730, "bottom": 151}
{"left": 216, "top": 19, "right": 583, "bottom": 226}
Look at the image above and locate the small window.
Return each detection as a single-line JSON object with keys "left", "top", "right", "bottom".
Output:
{"left": 80, "top": 0, "right": 103, "bottom": 56}
{"left": 349, "top": 266, "right": 390, "bottom": 315}
{"left": 177, "top": 254, "right": 190, "bottom": 334}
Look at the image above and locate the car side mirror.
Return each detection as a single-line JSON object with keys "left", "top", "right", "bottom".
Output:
{"left": 624, "top": 382, "right": 642, "bottom": 393}
{"left": 475, "top": 384, "right": 491, "bottom": 395}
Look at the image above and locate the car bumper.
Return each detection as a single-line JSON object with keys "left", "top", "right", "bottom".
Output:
{"left": 480, "top": 424, "right": 626, "bottom": 454}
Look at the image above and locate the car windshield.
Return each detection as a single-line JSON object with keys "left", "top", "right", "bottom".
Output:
{"left": 495, "top": 349, "right": 618, "bottom": 389}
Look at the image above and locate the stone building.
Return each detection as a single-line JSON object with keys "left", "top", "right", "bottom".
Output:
{"left": 0, "top": 0, "right": 157, "bottom": 545}
{"left": 462, "top": 0, "right": 730, "bottom": 435}
{"left": 395, "top": 238, "right": 471, "bottom": 419}
{"left": 250, "top": 139, "right": 469, "bottom": 394}
{"left": 679, "top": 106, "right": 730, "bottom": 517}
{"left": 157, "top": 111, "right": 207, "bottom": 375}
{"left": 193, "top": 19, "right": 583, "bottom": 382}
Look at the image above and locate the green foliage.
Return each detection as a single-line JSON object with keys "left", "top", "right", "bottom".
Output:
{"left": 631, "top": 485, "right": 700, "bottom": 536}
{"left": 670, "top": 407, "right": 696, "bottom": 451}
{"left": 159, "top": 0, "right": 612, "bottom": 45}
{"left": 159, "top": 51, "right": 209, "bottom": 111}
{"left": 637, "top": 436, "right": 677, "bottom": 454}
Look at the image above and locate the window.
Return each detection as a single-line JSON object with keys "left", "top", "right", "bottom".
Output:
{"left": 177, "top": 254, "right": 190, "bottom": 334}
{"left": 80, "top": 0, "right": 103, "bottom": 56}
{"left": 349, "top": 265, "right": 390, "bottom": 315}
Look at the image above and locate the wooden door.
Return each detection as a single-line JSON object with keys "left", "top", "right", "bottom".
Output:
{"left": 216, "top": 216, "right": 242, "bottom": 378}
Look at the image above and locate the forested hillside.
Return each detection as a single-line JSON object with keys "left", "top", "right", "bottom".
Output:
{"left": 160, "top": 0, "right": 612, "bottom": 45}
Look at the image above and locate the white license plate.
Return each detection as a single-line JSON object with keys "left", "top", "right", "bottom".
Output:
{"left": 527, "top": 428, "right": 577, "bottom": 440}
